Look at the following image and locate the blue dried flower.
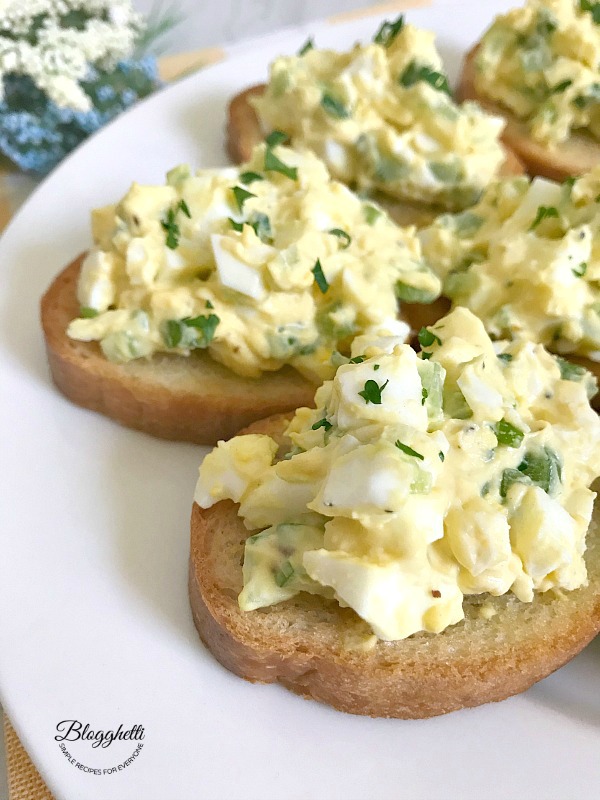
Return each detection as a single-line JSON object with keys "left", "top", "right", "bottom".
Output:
{"left": 0, "top": 57, "right": 160, "bottom": 175}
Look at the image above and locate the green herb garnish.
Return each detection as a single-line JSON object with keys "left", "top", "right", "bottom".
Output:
{"left": 349, "top": 355, "right": 365, "bottom": 364}
{"left": 550, "top": 79, "right": 573, "bottom": 94}
{"left": 329, "top": 228, "right": 351, "bottom": 248}
{"left": 161, "top": 207, "right": 180, "bottom": 249}
{"left": 163, "top": 319, "right": 183, "bottom": 348}
{"left": 298, "top": 37, "right": 314, "bottom": 55}
{"left": 399, "top": 61, "right": 451, "bottom": 95}
{"left": 358, "top": 379, "right": 389, "bottom": 404}
{"left": 556, "top": 356, "right": 588, "bottom": 382}
{"left": 373, "top": 13, "right": 404, "bottom": 46}
{"left": 572, "top": 261, "right": 587, "bottom": 277}
{"left": 422, "top": 387, "right": 428, "bottom": 405}
{"left": 497, "top": 353, "right": 513, "bottom": 363}
{"left": 580, "top": 0, "right": 600, "bottom": 24}
{"left": 312, "top": 418, "right": 332, "bottom": 431}
{"left": 228, "top": 217, "right": 244, "bottom": 232}
{"left": 265, "top": 130, "right": 289, "bottom": 147}
{"left": 438, "top": 451, "right": 445, "bottom": 462}
{"left": 529, "top": 205, "right": 559, "bottom": 231}
{"left": 362, "top": 203, "right": 382, "bottom": 225}
{"left": 321, "top": 92, "right": 350, "bottom": 119}
{"left": 264, "top": 147, "right": 298, "bottom": 180}
{"left": 179, "top": 199, "right": 191, "bottom": 218}
{"left": 312, "top": 259, "right": 329, "bottom": 293}
{"left": 493, "top": 419, "right": 525, "bottom": 448}
{"left": 232, "top": 185, "right": 256, "bottom": 212}
{"left": 182, "top": 313, "right": 220, "bottom": 345}
{"left": 80, "top": 306, "right": 98, "bottom": 318}
{"left": 395, "top": 440, "right": 424, "bottom": 460}
{"left": 239, "top": 171, "right": 264, "bottom": 185}
{"left": 418, "top": 327, "right": 442, "bottom": 348}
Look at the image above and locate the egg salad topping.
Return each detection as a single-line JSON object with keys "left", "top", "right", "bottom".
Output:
{"left": 253, "top": 17, "right": 506, "bottom": 210}
{"left": 475, "top": 0, "right": 600, "bottom": 146}
{"left": 195, "top": 308, "right": 600, "bottom": 641}
{"left": 420, "top": 167, "right": 600, "bottom": 361}
{"left": 67, "top": 142, "right": 439, "bottom": 381}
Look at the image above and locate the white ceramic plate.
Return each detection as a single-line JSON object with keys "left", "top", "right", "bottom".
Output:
{"left": 1, "top": 2, "right": 600, "bottom": 798}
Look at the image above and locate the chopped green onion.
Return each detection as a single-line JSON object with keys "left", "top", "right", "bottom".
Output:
{"left": 358, "top": 379, "right": 389, "bottom": 404}
{"left": 373, "top": 13, "right": 404, "bottom": 46}
{"left": 321, "top": 92, "right": 350, "bottom": 119}
{"left": 399, "top": 61, "right": 451, "bottom": 95}
{"left": 395, "top": 440, "right": 424, "bottom": 460}
{"left": 274, "top": 560, "right": 295, "bottom": 587}
{"left": 493, "top": 419, "right": 525, "bottom": 448}
{"left": 329, "top": 228, "right": 351, "bottom": 248}
{"left": 312, "top": 259, "right": 329, "bottom": 293}
{"left": 349, "top": 355, "right": 365, "bottom": 364}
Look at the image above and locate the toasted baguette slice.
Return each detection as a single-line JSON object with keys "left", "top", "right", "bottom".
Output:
{"left": 40, "top": 256, "right": 316, "bottom": 445}
{"left": 457, "top": 45, "right": 600, "bottom": 181}
{"left": 226, "top": 84, "right": 524, "bottom": 228}
{"left": 189, "top": 414, "right": 600, "bottom": 719}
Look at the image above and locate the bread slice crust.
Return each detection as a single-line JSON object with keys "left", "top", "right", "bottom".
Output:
{"left": 457, "top": 45, "right": 600, "bottom": 181}
{"left": 226, "top": 84, "right": 524, "bottom": 228}
{"left": 189, "top": 414, "right": 600, "bottom": 718}
{"left": 40, "top": 256, "right": 316, "bottom": 445}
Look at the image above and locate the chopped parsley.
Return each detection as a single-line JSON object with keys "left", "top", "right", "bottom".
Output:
{"left": 228, "top": 217, "right": 244, "bottom": 232}
{"left": 349, "top": 355, "right": 365, "bottom": 364}
{"left": 163, "top": 313, "right": 220, "bottom": 349}
{"left": 529, "top": 205, "right": 559, "bottom": 231}
{"left": 497, "top": 353, "right": 513, "bottom": 363}
{"left": 248, "top": 212, "right": 272, "bottom": 242}
{"left": 580, "top": 0, "right": 600, "bottom": 24}
{"left": 161, "top": 199, "right": 192, "bottom": 249}
{"left": 572, "top": 261, "right": 587, "bottom": 278}
{"left": 205, "top": 300, "right": 214, "bottom": 309}
{"left": 312, "top": 259, "right": 330, "bottom": 293}
{"left": 374, "top": 364, "right": 380, "bottom": 371}
{"left": 274, "top": 560, "right": 295, "bottom": 587}
{"left": 422, "top": 387, "right": 428, "bottom": 405}
{"left": 399, "top": 61, "right": 451, "bottom": 95}
{"left": 395, "top": 440, "right": 424, "bottom": 460}
{"left": 163, "top": 319, "right": 183, "bottom": 348}
{"left": 239, "top": 171, "right": 264, "bottom": 185}
{"left": 329, "top": 228, "right": 351, "bottom": 248}
{"left": 265, "top": 130, "right": 289, "bottom": 147}
{"left": 438, "top": 451, "right": 445, "bottom": 462}
{"left": 321, "top": 92, "right": 350, "bottom": 119}
{"left": 232, "top": 185, "right": 256, "bottom": 211}
{"left": 264, "top": 147, "right": 298, "bottom": 180}
{"left": 373, "top": 13, "right": 404, "bottom": 47}
{"left": 161, "top": 207, "right": 180, "bottom": 249}
{"left": 358, "top": 378, "right": 389, "bottom": 404}
{"left": 417, "top": 327, "right": 442, "bottom": 348}
{"left": 493, "top": 419, "right": 525, "bottom": 448}
{"left": 298, "top": 37, "right": 314, "bottom": 55}
{"left": 312, "top": 417, "right": 332, "bottom": 431}
{"left": 550, "top": 79, "right": 573, "bottom": 94}
{"left": 80, "top": 306, "right": 98, "bottom": 318}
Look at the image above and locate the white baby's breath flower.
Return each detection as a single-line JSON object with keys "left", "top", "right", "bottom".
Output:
{"left": 0, "top": 0, "right": 146, "bottom": 110}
